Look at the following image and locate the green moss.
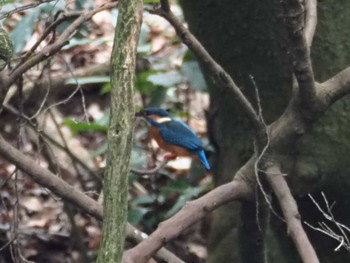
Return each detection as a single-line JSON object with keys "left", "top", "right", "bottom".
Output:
{"left": 0, "top": 27, "right": 14, "bottom": 70}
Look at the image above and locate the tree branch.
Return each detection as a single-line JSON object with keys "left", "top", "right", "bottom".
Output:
{"left": 147, "top": 1, "right": 263, "bottom": 133}
{"left": 0, "top": 134, "right": 184, "bottom": 263}
{"left": 318, "top": 66, "right": 350, "bottom": 106}
{"left": 123, "top": 179, "right": 252, "bottom": 263}
{"left": 0, "top": 0, "right": 56, "bottom": 20}
{"left": 281, "top": 0, "right": 317, "bottom": 109}
{"left": 304, "top": 0, "right": 317, "bottom": 48}
{"left": 265, "top": 165, "right": 319, "bottom": 263}
{"left": 0, "top": 2, "right": 118, "bottom": 106}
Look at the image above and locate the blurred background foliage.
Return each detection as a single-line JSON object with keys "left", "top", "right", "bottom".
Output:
{"left": 0, "top": 1, "right": 211, "bottom": 261}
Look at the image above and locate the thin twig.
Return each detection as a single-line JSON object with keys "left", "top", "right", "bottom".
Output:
{"left": 130, "top": 159, "right": 168, "bottom": 175}
{"left": 306, "top": 193, "right": 350, "bottom": 251}
{"left": 0, "top": 0, "right": 56, "bottom": 20}
{"left": 0, "top": 2, "right": 118, "bottom": 107}
{"left": 250, "top": 75, "right": 284, "bottom": 222}
{"left": 3, "top": 103, "right": 102, "bottom": 182}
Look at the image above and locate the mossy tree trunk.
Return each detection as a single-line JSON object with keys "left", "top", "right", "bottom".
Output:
{"left": 180, "top": 0, "right": 350, "bottom": 262}
{"left": 96, "top": 1, "right": 143, "bottom": 263}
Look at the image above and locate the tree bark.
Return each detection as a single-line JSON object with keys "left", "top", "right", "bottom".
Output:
{"left": 180, "top": 0, "right": 350, "bottom": 262}
{"left": 96, "top": 0, "right": 142, "bottom": 262}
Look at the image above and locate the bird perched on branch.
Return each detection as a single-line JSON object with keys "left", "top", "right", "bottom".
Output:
{"left": 135, "top": 107, "right": 210, "bottom": 170}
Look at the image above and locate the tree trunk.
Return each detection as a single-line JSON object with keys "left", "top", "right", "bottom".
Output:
{"left": 180, "top": 0, "right": 350, "bottom": 262}
{"left": 96, "top": 1, "right": 142, "bottom": 262}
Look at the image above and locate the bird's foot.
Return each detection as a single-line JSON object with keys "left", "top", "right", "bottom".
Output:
{"left": 164, "top": 153, "right": 177, "bottom": 160}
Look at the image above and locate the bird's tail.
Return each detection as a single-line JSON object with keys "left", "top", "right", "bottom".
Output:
{"left": 197, "top": 150, "right": 211, "bottom": 170}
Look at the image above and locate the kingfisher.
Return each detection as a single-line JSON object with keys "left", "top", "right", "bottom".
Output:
{"left": 135, "top": 107, "right": 210, "bottom": 170}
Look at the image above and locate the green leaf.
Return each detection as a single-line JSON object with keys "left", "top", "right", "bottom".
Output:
{"left": 0, "top": 0, "right": 17, "bottom": 7}
{"left": 9, "top": 1, "right": 64, "bottom": 53}
{"left": 75, "top": 0, "right": 95, "bottom": 10}
{"left": 143, "top": 0, "right": 159, "bottom": 3}
{"left": 10, "top": 8, "right": 40, "bottom": 52}
{"left": 147, "top": 86, "right": 167, "bottom": 107}
{"left": 130, "top": 146, "right": 148, "bottom": 168}
{"left": 65, "top": 76, "right": 110, "bottom": 86}
{"left": 132, "top": 194, "right": 157, "bottom": 206}
{"left": 163, "top": 182, "right": 211, "bottom": 218}
{"left": 128, "top": 207, "right": 150, "bottom": 225}
{"left": 99, "top": 83, "right": 111, "bottom": 95}
{"left": 161, "top": 178, "right": 191, "bottom": 195}
{"left": 181, "top": 51, "right": 207, "bottom": 90}
{"left": 0, "top": 27, "right": 13, "bottom": 70}
{"left": 147, "top": 71, "right": 183, "bottom": 87}
{"left": 90, "top": 142, "right": 108, "bottom": 157}
{"left": 135, "top": 69, "right": 160, "bottom": 94}
{"left": 63, "top": 36, "right": 112, "bottom": 50}
{"left": 62, "top": 118, "right": 107, "bottom": 135}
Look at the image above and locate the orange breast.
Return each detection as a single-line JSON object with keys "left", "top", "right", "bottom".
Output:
{"left": 150, "top": 126, "right": 194, "bottom": 157}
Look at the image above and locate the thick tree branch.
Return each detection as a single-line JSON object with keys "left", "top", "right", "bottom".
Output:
{"left": 304, "top": 0, "right": 317, "bottom": 48}
{"left": 281, "top": 0, "right": 317, "bottom": 109}
{"left": 123, "top": 178, "right": 252, "bottom": 263}
{"left": 266, "top": 165, "right": 319, "bottom": 263}
{"left": 97, "top": 0, "right": 142, "bottom": 260}
{"left": 148, "top": 2, "right": 263, "bottom": 133}
{"left": 0, "top": 134, "right": 184, "bottom": 263}
{"left": 318, "top": 66, "right": 350, "bottom": 106}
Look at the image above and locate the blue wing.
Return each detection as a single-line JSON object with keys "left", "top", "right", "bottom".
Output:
{"left": 158, "top": 119, "right": 211, "bottom": 170}
{"left": 158, "top": 119, "right": 203, "bottom": 152}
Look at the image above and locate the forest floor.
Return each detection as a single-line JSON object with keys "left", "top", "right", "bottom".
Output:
{"left": 0, "top": 1, "right": 212, "bottom": 262}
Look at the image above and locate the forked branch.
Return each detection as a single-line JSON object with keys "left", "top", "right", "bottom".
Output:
{"left": 281, "top": 0, "right": 317, "bottom": 110}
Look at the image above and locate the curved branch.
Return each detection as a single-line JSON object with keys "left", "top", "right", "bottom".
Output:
{"left": 123, "top": 179, "right": 252, "bottom": 263}
{"left": 0, "top": 0, "right": 55, "bottom": 20}
{"left": 265, "top": 165, "right": 319, "bottom": 263}
{"left": 0, "top": 134, "right": 183, "bottom": 263}
{"left": 148, "top": 2, "right": 263, "bottom": 133}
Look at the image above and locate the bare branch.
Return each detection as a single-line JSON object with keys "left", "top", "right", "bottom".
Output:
{"left": 147, "top": 1, "right": 263, "bottom": 133}
{"left": 0, "top": 0, "right": 56, "bottom": 20}
{"left": 123, "top": 179, "right": 252, "bottom": 263}
{"left": 318, "top": 66, "right": 350, "bottom": 105}
{"left": 306, "top": 193, "right": 350, "bottom": 252}
{"left": 12, "top": 12, "right": 81, "bottom": 73}
{"left": 0, "top": 134, "right": 184, "bottom": 263}
{"left": 266, "top": 165, "right": 319, "bottom": 263}
{"left": 281, "top": 0, "right": 317, "bottom": 109}
{"left": 0, "top": 2, "right": 118, "bottom": 105}
{"left": 304, "top": 0, "right": 317, "bottom": 48}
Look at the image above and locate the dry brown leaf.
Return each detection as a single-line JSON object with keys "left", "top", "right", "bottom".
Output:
{"left": 21, "top": 196, "right": 43, "bottom": 213}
